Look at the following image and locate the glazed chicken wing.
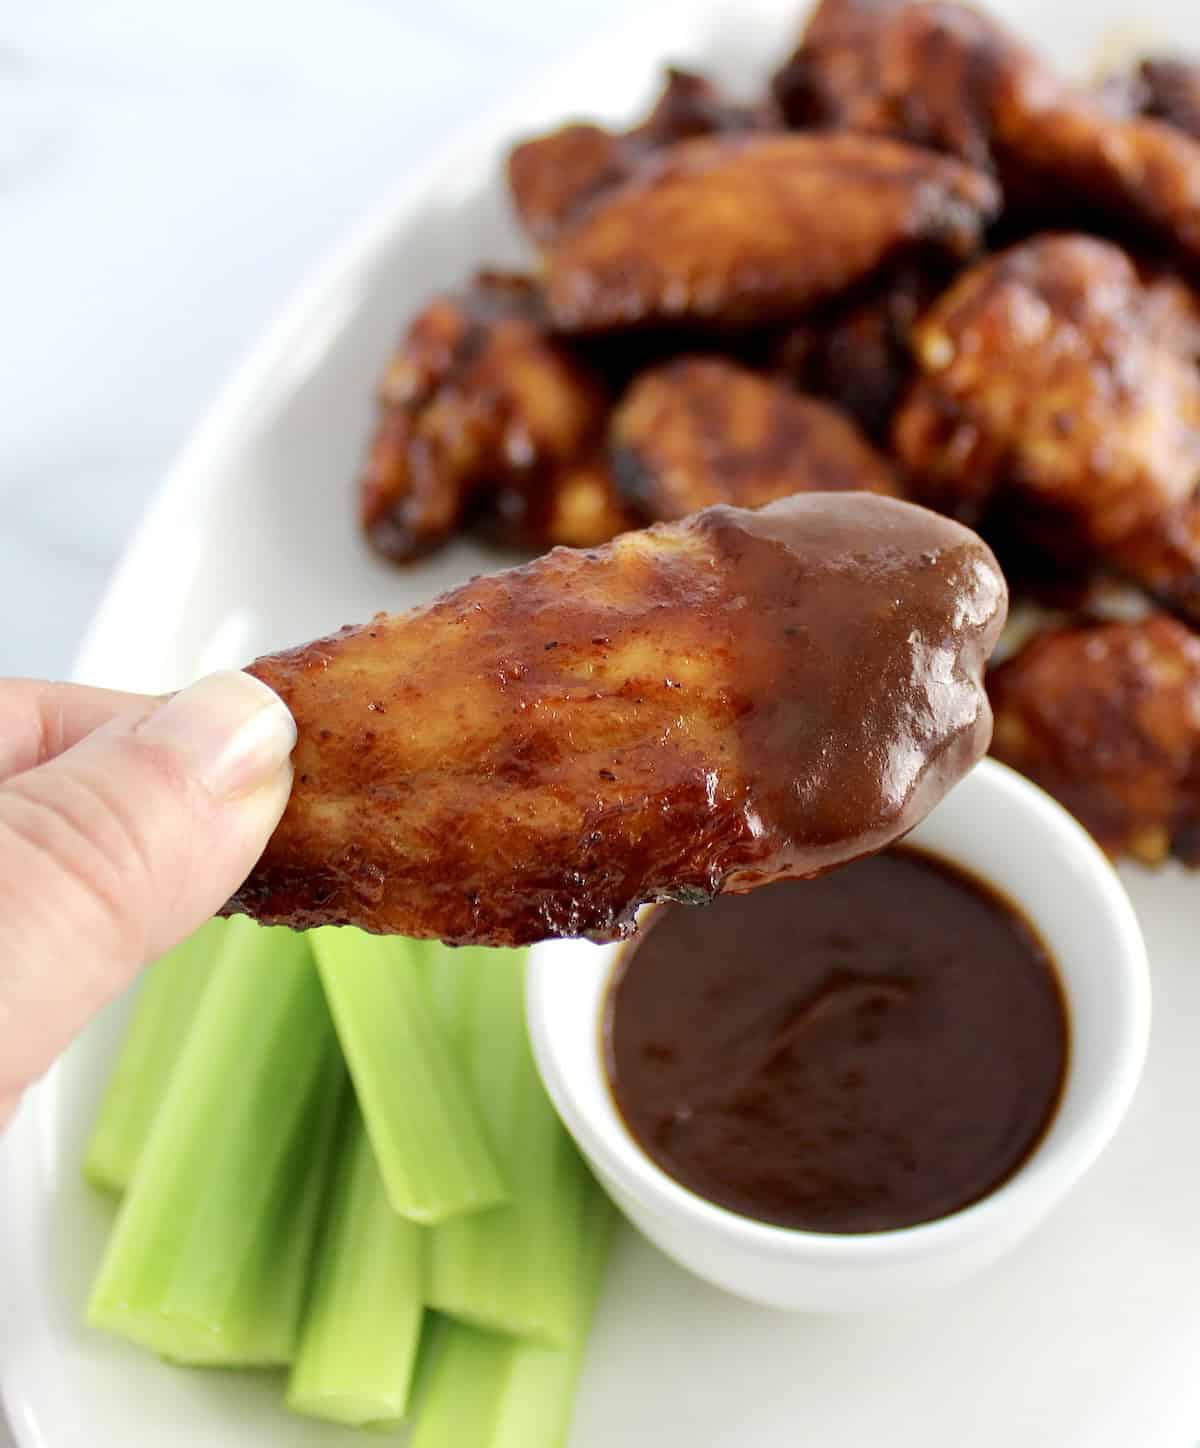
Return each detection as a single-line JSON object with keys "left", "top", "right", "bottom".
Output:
{"left": 360, "top": 272, "right": 610, "bottom": 563}
{"left": 542, "top": 132, "right": 999, "bottom": 332}
{"left": 1109, "top": 498, "right": 1200, "bottom": 628}
{"left": 508, "top": 67, "right": 773, "bottom": 246}
{"left": 893, "top": 235, "right": 1200, "bottom": 550}
{"left": 226, "top": 493, "right": 1006, "bottom": 946}
{"left": 610, "top": 357, "right": 901, "bottom": 522}
{"left": 772, "top": 267, "right": 940, "bottom": 439}
{"left": 481, "top": 455, "right": 637, "bottom": 551}
{"left": 990, "top": 614, "right": 1200, "bottom": 865}
{"left": 772, "top": 0, "right": 994, "bottom": 160}
{"left": 1138, "top": 59, "right": 1200, "bottom": 141}
{"left": 773, "top": 0, "right": 1200, "bottom": 270}
{"left": 1101, "top": 58, "right": 1200, "bottom": 141}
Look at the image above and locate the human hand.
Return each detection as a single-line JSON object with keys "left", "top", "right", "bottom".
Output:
{"left": 0, "top": 672, "right": 295, "bottom": 1131}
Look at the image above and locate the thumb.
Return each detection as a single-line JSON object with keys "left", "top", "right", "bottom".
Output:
{"left": 0, "top": 671, "right": 295, "bottom": 1116}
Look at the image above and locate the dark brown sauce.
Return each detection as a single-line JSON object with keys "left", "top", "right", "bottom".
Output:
{"left": 604, "top": 847, "right": 1068, "bottom": 1233}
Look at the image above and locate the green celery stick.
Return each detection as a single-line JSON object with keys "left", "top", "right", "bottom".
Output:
{"left": 411, "top": 1322, "right": 513, "bottom": 1448}
{"left": 287, "top": 1099, "right": 425, "bottom": 1425}
{"left": 87, "top": 922, "right": 346, "bottom": 1366}
{"left": 309, "top": 927, "right": 505, "bottom": 1224}
{"left": 413, "top": 1179, "right": 615, "bottom": 1448}
{"left": 426, "top": 944, "right": 590, "bottom": 1345}
{"left": 83, "top": 918, "right": 229, "bottom": 1194}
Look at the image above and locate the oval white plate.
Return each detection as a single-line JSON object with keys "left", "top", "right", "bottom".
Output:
{"left": 3, "top": 1, "right": 1200, "bottom": 1444}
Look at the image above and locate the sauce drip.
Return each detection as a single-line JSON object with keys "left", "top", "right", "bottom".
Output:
{"left": 605, "top": 848, "right": 1067, "bottom": 1233}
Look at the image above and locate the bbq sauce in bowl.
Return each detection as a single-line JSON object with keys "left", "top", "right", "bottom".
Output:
{"left": 604, "top": 847, "right": 1068, "bottom": 1234}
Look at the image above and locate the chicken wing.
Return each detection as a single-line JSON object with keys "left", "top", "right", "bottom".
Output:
{"left": 480, "top": 455, "right": 637, "bottom": 551}
{"left": 542, "top": 132, "right": 999, "bottom": 332}
{"left": 610, "top": 357, "right": 901, "bottom": 522}
{"left": 989, "top": 614, "right": 1200, "bottom": 864}
{"left": 1104, "top": 58, "right": 1200, "bottom": 142}
{"left": 772, "top": 267, "right": 940, "bottom": 439}
{"left": 226, "top": 493, "right": 1006, "bottom": 945}
{"left": 772, "top": 0, "right": 1200, "bottom": 269}
{"left": 1110, "top": 499, "right": 1200, "bottom": 627}
{"left": 360, "top": 272, "right": 609, "bottom": 563}
{"left": 893, "top": 235, "right": 1200, "bottom": 551}
{"left": 771, "top": 0, "right": 991, "bottom": 159}
{"left": 507, "top": 67, "right": 773, "bottom": 246}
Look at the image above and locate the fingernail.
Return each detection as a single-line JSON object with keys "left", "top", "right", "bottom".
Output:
{"left": 140, "top": 670, "right": 297, "bottom": 798}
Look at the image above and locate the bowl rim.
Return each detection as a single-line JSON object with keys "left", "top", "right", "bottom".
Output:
{"left": 527, "top": 758, "right": 1152, "bottom": 1265}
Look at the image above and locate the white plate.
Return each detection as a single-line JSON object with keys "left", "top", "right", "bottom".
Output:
{"left": 3, "top": 0, "right": 1199, "bottom": 1443}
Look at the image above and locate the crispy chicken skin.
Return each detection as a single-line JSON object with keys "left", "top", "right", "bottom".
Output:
{"left": 542, "top": 132, "right": 999, "bottom": 332}
{"left": 227, "top": 494, "right": 1006, "bottom": 945}
{"left": 773, "top": 0, "right": 1200, "bottom": 268}
{"left": 508, "top": 67, "right": 773, "bottom": 246}
{"left": 894, "top": 235, "right": 1200, "bottom": 548}
{"left": 610, "top": 357, "right": 901, "bottom": 522}
{"left": 360, "top": 272, "right": 609, "bottom": 563}
{"left": 990, "top": 615, "right": 1200, "bottom": 864}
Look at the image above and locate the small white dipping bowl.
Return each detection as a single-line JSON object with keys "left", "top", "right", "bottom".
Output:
{"left": 527, "top": 758, "right": 1150, "bottom": 1314}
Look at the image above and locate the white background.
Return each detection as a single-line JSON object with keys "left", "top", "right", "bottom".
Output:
{"left": 0, "top": 3, "right": 643, "bottom": 1441}
{"left": 1, "top": 0, "right": 646, "bottom": 682}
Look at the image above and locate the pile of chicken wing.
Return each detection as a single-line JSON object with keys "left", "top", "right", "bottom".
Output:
{"left": 357, "top": 0, "right": 1200, "bottom": 870}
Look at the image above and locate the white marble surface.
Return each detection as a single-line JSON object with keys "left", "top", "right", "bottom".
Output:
{"left": 0, "top": 3, "right": 644, "bottom": 1443}
{"left": 1, "top": 0, "right": 646, "bottom": 684}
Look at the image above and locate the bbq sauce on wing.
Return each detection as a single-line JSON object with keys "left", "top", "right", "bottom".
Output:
{"left": 233, "top": 493, "right": 1006, "bottom": 946}
{"left": 605, "top": 849, "right": 1067, "bottom": 1233}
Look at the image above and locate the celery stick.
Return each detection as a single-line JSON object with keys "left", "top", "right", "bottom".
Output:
{"left": 483, "top": 1180, "right": 614, "bottom": 1448}
{"left": 310, "top": 927, "right": 505, "bottom": 1224}
{"left": 413, "top": 1180, "right": 615, "bottom": 1448}
{"left": 426, "top": 945, "right": 589, "bottom": 1345}
{"left": 83, "top": 918, "right": 228, "bottom": 1194}
{"left": 87, "top": 922, "right": 346, "bottom": 1366}
{"left": 287, "top": 1100, "right": 424, "bottom": 1425}
{"left": 410, "top": 1321, "right": 512, "bottom": 1448}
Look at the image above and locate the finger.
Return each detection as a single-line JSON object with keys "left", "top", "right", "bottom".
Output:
{"left": 0, "top": 670, "right": 295, "bottom": 1111}
{"left": 0, "top": 680, "right": 159, "bottom": 783}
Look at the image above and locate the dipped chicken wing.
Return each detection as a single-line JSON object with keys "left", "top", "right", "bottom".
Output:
{"left": 610, "top": 357, "right": 901, "bottom": 522}
{"left": 508, "top": 67, "right": 773, "bottom": 246}
{"left": 542, "top": 132, "right": 999, "bottom": 332}
{"left": 773, "top": 0, "right": 1200, "bottom": 269}
{"left": 360, "top": 272, "right": 609, "bottom": 563}
{"left": 990, "top": 614, "right": 1200, "bottom": 864}
{"left": 893, "top": 235, "right": 1200, "bottom": 549}
{"left": 227, "top": 493, "right": 1006, "bottom": 946}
